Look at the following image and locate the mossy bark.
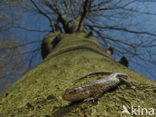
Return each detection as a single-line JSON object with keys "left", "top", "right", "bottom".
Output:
{"left": 0, "top": 32, "right": 156, "bottom": 117}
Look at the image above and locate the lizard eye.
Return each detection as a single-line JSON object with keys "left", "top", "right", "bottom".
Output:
{"left": 73, "top": 89, "right": 77, "bottom": 93}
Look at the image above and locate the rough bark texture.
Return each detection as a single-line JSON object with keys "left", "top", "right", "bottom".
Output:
{"left": 0, "top": 32, "right": 156, "bottom": 117}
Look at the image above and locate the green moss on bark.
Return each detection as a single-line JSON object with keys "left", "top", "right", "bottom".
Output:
{"left": 0, "top": 32, "right": 155, "bottom": 117}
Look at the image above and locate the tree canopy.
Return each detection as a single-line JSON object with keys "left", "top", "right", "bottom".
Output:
{"left": 25, "top": 0, "right": 156, "bottom": 79}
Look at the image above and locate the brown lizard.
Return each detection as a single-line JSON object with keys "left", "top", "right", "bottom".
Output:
{"left": 63, "top": 73, "right": 135, "bottom": 102}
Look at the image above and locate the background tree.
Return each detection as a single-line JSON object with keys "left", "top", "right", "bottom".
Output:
{"left": 25, "top": 0, "right": 156, "bottom": 79}
{"left": 0, "top": 0, "right": 28, "bottom": 91}
{"left": 0, "top": 36, "right": 27, "bottom": 91}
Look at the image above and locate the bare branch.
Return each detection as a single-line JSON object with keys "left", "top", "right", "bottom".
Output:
{"left": 77, "top": 0, "right": 91, "bottom": 31}
{"left": 64, "top": 0, "right": 69, "bottom": 15}
{"left": 1, "top": 40, "right": 41, "bottom": 50}
{"left": 86, "top": 24, "right": 156, "bottom": 37}
{"left": 30, "top": 0, "right": 54, "bottom": 32}
{"left": 13, "top": 25, "right": 51, "bottom": 32}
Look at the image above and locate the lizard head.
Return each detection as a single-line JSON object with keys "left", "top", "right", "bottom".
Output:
{"left": 62, "top": 87, "right": 85, "bottom": 101}
{"left": 113, "top": 73, "right": 128, "bottom": 79}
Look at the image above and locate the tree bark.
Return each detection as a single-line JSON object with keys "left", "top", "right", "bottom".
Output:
{"left": 0, "top": 32, "right": 156, "bottom": 117}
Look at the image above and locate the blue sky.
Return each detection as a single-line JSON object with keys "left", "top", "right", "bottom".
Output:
{"left": 6, "top": 1, "right": 156, "bottom": 81}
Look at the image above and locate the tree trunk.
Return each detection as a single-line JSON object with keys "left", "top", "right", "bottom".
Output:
{"left": 0, "top": 32, "right": 156, "bottom": 117}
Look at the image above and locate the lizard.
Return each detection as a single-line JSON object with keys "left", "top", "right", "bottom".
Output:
{"left": 63, "top": 72, "right": 135, "bottom": 102}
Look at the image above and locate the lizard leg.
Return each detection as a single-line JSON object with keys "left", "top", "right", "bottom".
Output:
{"left": 84, "top": 91, "right": 103, "bottom": 102}
{"left": 93, "top": 91, "right": 104, "bottom": 100}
